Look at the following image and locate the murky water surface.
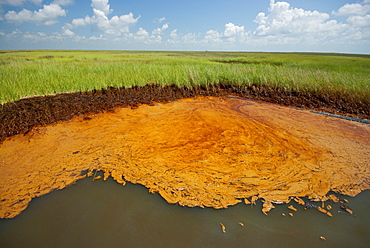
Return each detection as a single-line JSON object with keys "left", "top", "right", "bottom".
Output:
{"left": 0, "top": 176, "right": 369, "bottom": 248}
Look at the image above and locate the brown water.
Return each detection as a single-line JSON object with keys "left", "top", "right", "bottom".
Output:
{"left": 0, "top": 175, "right": 369, "bottom": 248}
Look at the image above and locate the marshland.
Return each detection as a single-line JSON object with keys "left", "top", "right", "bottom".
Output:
{"left": 1, "top": 50, "right": 369, "bottom": 106}
{"left": 0, "top": 50, "right": 369, "bottom": 248}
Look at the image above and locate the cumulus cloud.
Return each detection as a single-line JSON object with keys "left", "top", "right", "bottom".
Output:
{"left": 203, "top": 23, "right": 247, "bottom": 44}
{"left": 250, "top": 0, "right": 356, "bottom": 46}
{"left": 2, "top": 0, "right": 368, "bottom": 52}
{"left": 331, "top": 1, "right": 370, "bottom": 36}
{"left": 4, "top": 3, "right": 66, "bottom": 25}
{"left": 94, "top": 11, "right": 138, "bottom": 35}
{"left": 62, "top": 28, "right": 74, "bottom": 36}
{"left": 133, "top": 27, "right": 168, "bottom": 44}
{"left": 70, "top": 16, "right": 91, "bottom": 27}
{"left": 224, "top": 23, "right": 245, "bottom": 37}
{"left": 200, "top": 0, "right": 369, "bottom": 49}
{"left": 64, "top": 0, "right": 139, "bottom": 36}
{"left": 204, "top": 30, "right": 222, "bottom": 43}
{"left": 60, "top": 0, "right": 171, "bottom": 44}
{"left": 152, "top": 23, "right": 168, "bottom": 35}
{"left": 91, "top": 0, "right": 112, "bottom": 16}
{"left": 170, "top": 29, "right": 177, "bottom": 38}
{"left": 332, "top": 3, "right": 370, "bottom": 16}
{"left": 347, "top": 15, "right": 370, "bottom": 27}
{"left": 182, "top": 33, "right": 199, "bottom": 43}
{"left": 136, "top": 27, "right": 149, "bottom": 37}
{"left": 254, "top": 0, "right": 338, "bottom": 37}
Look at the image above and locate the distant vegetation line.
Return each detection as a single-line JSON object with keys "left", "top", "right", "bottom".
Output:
{"left": 1, "top": 50, "right": 369, "bottom": 105}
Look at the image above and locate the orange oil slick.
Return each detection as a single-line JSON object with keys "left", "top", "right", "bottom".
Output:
{"left": 0, "top": 97, "right": 369, "bottom": 218}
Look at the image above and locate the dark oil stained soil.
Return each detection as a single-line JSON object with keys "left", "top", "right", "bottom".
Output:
{"left": 1, "top": 83, "right": 369, "bottom": 144}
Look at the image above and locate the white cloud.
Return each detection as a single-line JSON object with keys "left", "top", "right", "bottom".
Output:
{"left": 52, "top": 0, "right": 74, "bottom": 6}
{"left": 129, "top": 24, "right": 169, "bottom": 44}
{"left": 95, "top": 12, "right": 138, "bottom": 35}
{"left": 182, "top": 33, "right": 199, "bottom": 43}
{"left": 170, "top": 29, "right": 177, "bottom": 38}
{"left": 91, "top": 0, "right": 112, "bottom": 16}
{"left": 63, "top": 29, "right": 74, "bottom": 36}
{"left": 0, "top": 0, "right": 42, "bottom": 6}
{"left": 89, "top": 34, "right": 106, "bottom": 41}
{"left": 347, "top": 14, "right": 370, "bottom": 27}
{"left": 1, "top": 0, "right": 369, "bottom": 52}
{"left": 254, "top": 0, "right": 336, "bottom": 36}
{"left": 152, "top": 23, "right": 168, "bottom": 35}
{"left": 200, "top": 0, "right": 369, "bottom": 49}
{"left": 136, "top": 27, "right": 149, "bottom": 37}
{"left": 64, "top": 0, "right": 139, "bottom": 36}
{"left": 154, "top": 17, "right": 166, "bottom": 23}
{"left": 1, "top": 28, "right": 87, "bottom": 44}
{"left": 330, "top": 1, "right": 370, "bottom": 40}
{"left": 4, "top": 3, "right": 66, "bottom": 25}
{"left": 59, "top": 0, "right": 169, "bottom": 44}
{"left": 204, "top": 30, "right": 222, "bottom": 43}
{"left": 203, "top": 23, "right": 248, "bottom": 45}
{"left": 333, "top": 3, "right": 370, "bottom": 16}
{"left": 224, "top": 23, "right": 245, "bottom": 37}
{"left": 71, "top": 16, "right": 91, "bottom": 27}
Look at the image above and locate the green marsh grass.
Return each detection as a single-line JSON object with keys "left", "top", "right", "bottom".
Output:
{"left": 0, "top": 50, "right": 369, "bottom": 104}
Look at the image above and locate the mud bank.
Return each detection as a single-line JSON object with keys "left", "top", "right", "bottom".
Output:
{"left": 1, "top": 97, "right": 369, "bottom": 218}
{"left": 1, "top": 84, "right": 369, "bottom": 144}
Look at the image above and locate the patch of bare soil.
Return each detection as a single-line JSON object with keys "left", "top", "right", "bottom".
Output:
{"left": 0, "top": 96, "right": 369, "bottom": 218}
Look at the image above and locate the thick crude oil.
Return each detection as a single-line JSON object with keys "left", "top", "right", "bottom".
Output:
{"left": 0, "top": 97, "right": 369, "bottom": 219}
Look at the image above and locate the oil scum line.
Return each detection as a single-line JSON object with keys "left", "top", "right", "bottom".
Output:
{"left": 1, "top": 96, "right": 369, "bottom": 218}
{"left": 309, "top": 111, "right": 370, "bottom": 125}
{"left": 226, "top": 95, "right": 370, "bottom": 125}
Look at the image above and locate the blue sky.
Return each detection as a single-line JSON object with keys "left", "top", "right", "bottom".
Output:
{"left": 0, "top": 0, "right": 369, "bottom": 53}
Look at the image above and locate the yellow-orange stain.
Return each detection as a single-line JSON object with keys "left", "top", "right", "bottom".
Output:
{"left": 0, "top": 97, "right": 369, "bottom": 218}
{"left": 220, "top": 222, "right": 226, "bottom": 233}
{"left": 288, "top": 205, "right": 297, "bottom": 212}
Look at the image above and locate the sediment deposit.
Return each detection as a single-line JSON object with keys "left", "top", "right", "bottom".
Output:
{"left": 1, "top": 97, "right": 369, "bottom": 218}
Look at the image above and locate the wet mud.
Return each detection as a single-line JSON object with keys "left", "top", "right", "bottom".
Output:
{"left": 1, "top": 96, "right": 369, "bottom": 218}
{"left": 1, "top": 84, "right": 369, "bottom": 144}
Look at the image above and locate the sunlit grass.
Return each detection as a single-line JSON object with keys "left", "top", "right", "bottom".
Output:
{"left": 0, "top": 50, "right": 369, "bottom": 104}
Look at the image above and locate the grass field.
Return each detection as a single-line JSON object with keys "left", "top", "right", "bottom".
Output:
{"left": 0, "top": 50, "right": 369, "bottom": 105}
